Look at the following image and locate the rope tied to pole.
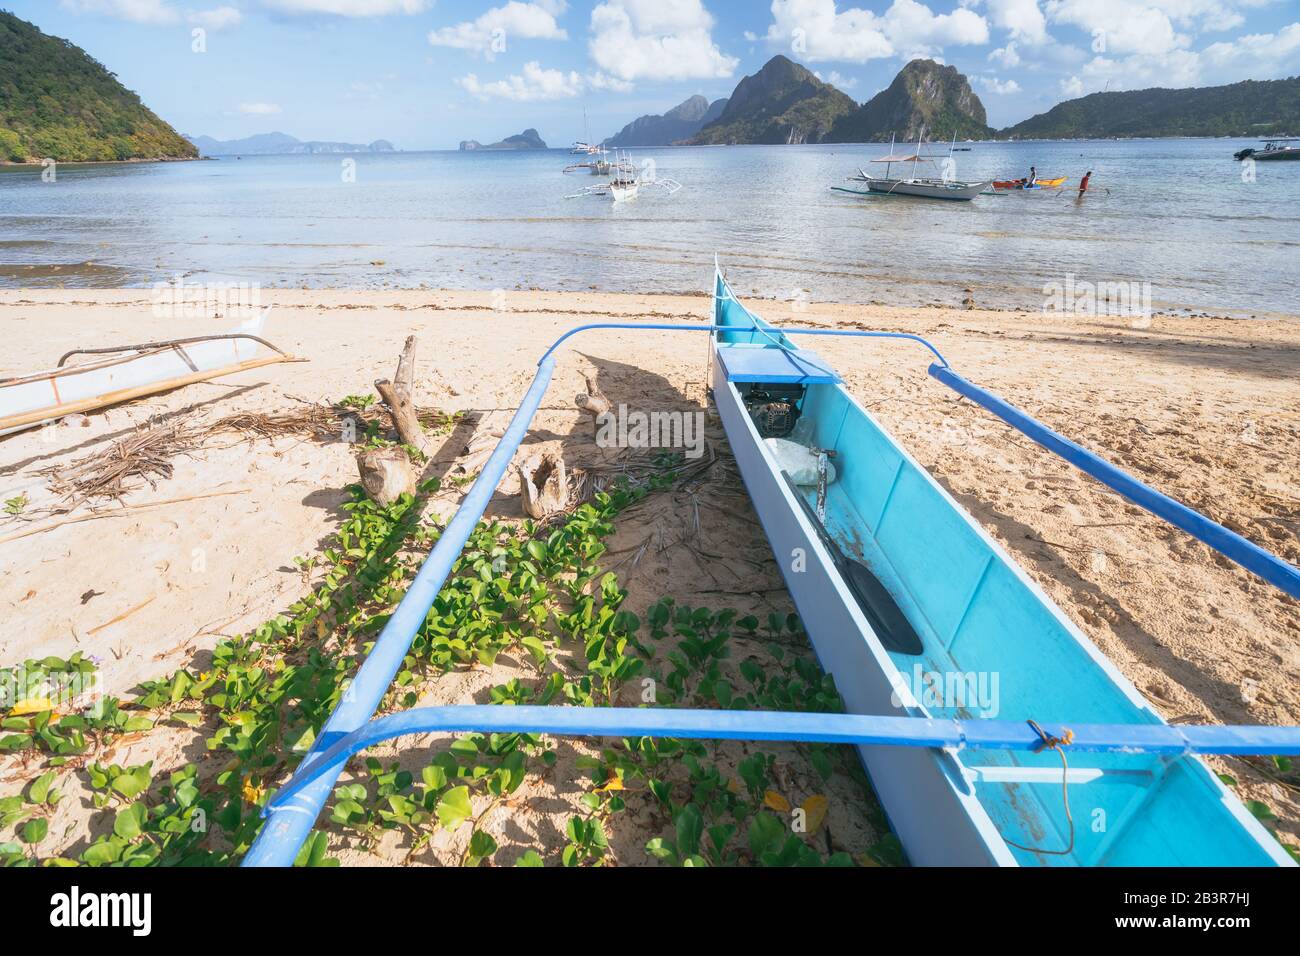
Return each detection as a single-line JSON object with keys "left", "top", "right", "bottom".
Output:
{"left": 1002, "top": 719, "right": 1076, "bottom": 858}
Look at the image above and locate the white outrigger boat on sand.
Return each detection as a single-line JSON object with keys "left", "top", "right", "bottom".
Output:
{"left": 834, "top": 130, "right": 990, "bottom": 201}
{"left": 0, "top": 310, "right": 298, "bottom": 435}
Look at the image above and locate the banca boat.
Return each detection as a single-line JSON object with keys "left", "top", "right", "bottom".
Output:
{"left": 835, "top": 131, "right": 990, "bottom": 201}
{"left": 707, "top": 268, "right": 1296, "bottom": 866}
{"left": 245, "top": 269, "right": 1300, "bottom": 867}
{"left": 0, "top": 311, "right": 295, "bottom": 436}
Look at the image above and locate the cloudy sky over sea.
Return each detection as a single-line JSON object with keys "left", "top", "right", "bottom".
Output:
{"left": 9, "top": 1, "right": 1300, "bottom": 148}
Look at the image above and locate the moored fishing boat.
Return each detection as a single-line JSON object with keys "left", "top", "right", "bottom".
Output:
{"left": 835, "top": 130, "right": 990, "bottom": 202}
{"left": 564, "top": 150, "right": 681, "bottom": 202}
{"left": 707, "top": 267, "right": 1295, "bottom": 866}
{"left": 0, "top": 312, "right": 296, "bottom": 436}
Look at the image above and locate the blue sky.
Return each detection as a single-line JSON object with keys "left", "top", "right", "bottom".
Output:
{"left": 7, "top": 1, "right": 1299, "bottom": 148}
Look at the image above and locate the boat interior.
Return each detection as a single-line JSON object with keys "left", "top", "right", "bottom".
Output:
{"left": 712, "top": 276, "right": 1282, "bottom": 865}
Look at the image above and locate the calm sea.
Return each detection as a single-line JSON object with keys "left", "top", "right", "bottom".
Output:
{"left": 0, "top": 139, "right": 1295, "bottom": 316}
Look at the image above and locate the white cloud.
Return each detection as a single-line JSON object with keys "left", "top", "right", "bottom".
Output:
{"left": 458, "top": 61, "right": 585, "bottom": 100}
{"left": 190, "top": 6, "right": 243, "bottom": 29}
{"left": 589, "top": 0, "right": 739, "bottom": 82}
{"left": 1059, "top": 74, "right": 1085, "bottom": 96}
{"left": 978, "top": 74, "right": 1022, "bottom": 93}
{"left": 989, "top": 41, "right": 1020, "bottom": 66}
{"left": 1054, "top": 16, "right": 1300, "bottom": 92}
{"left": 815, "top": 69, "right": 858, "bottom": 89}
{"left": 1200, "top": 22, "right": 1300, "bottom": 81}
{"left": 1046, "top": 0, "right": 1187, "bottom": 56}
{"left": 764, "top": 0, "right": 988, "bottom": 64}
{"left": 239, "top": 101, "right": 283, "bottom": 113}
{"left": 60, "top": 0, "right": 180, "bottom": 22}
{"left": 986, "top": 0, "right": 1049, "bottom": 45}
{"left": 258, "top": 0, "right": 428, "bottom": 15}
{"left": 428, "top": 1, "right": 568, "bottom": 59}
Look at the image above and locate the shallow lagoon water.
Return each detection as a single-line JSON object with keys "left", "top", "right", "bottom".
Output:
{"left": 1, "top": 139, "right": 1295, "bottom": 316}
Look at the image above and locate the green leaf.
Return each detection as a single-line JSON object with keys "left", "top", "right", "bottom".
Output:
{"left": 466, "top": 830, "right": 498, "bottom": 865}
{"left": 747, "top": 812, "right": 785, "bottom": 858}
{"left": 28, "top": 771, "right": 56, "bottom": 806}
{"left": 20, "top": 817, "right": 47, "bottom": 845}
{"left": 675, "top": 804, "right": 704, "bottom": 858}
{"left": 515, "top": 849, "right": 544, "bottom": 867}
{"left": 436, "top": 786, "right": 473, "bottom": 830}
{"left": 113, "top": 802, "right": 146, "bottom": 840}
{"left": 1246, "top": 800, "right": 1277, "bottom": 823}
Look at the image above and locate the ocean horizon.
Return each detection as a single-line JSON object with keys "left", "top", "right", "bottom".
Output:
{"left": 2, "top": 137, "right": 1296, "bottom": 318}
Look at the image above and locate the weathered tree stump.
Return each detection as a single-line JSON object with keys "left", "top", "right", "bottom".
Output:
{"left": 518, "top": 449, "right": 567, "bottom": 519}
{"left": 374, "top": 335, "right": 432, "bottom": 458}
{"left": 574, "top": 372, "right": 611, "bottom": 437}
{"left": 356, "top": 446, "right": 416, "bottom": 506}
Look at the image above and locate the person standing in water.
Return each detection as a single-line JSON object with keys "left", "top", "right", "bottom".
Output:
{"left": 1079, "top": 170, "right": 1093, "bottom": 195}
{"left": 1026, "top": 165, "right": 1037, "bottom": 188}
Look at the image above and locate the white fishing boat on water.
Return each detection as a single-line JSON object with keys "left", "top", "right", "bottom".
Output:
{"left": 565, "top": 150, "right": 681, "bottom": 203}
{"left": 834, "top": 130, "right": 990, "bottom": 201}
{"left": 0, "top": 310, "right": 297, "bottom": 435}
{"left": 562, "top": 145, "right": 629, "bottom": 177}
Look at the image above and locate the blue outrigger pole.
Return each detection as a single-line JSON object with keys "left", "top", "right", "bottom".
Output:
{"left": 245, "top": 321, "right": 1300, "bottom": 866}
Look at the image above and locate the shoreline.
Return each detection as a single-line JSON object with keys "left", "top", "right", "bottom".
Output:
{"left": 2, "top": 288, "right": 1297, "bottom": 865}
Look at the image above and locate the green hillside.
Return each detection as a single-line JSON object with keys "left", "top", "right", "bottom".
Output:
{"left": 0, "top": 10, "right": 197, "bottom": 163}
{"left": 1001, "top": 76, "right": 1300, "bottom": 139}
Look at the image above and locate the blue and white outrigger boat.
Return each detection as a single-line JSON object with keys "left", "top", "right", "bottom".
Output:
{"left": 708, "top": 268, "right": 1296, "bottom": 865}
{"left": 246, "top": 263, "right": 1300, "bottom": 867}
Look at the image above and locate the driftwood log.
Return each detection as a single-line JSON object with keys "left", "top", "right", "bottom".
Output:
{"left": 358, "top": 335, "right": 427, "bottom": 503}
{"left": 518, "top": 449, "right": 567, "bottom": 519}
{"left": 356, "top": 446, "right": 416, "bottom": 506}
{"left": 454, "top": 418, "right": 506, "bottom": 476}
{"left": 574, "top": 372, "right": 611, "bottom": 437}
{"left": 374, "top": 335, "right": 432, "bottom": 458}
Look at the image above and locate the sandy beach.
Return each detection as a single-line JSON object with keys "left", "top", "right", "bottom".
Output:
{"left": 1, "top": 287, "right": 1297, "bottom": 866}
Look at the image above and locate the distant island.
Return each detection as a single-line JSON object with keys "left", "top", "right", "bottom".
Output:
{"left": 0, "top": 11, "right": 196, "bottom": 164}
{"left": 186, "top": 132, "right": 397, "bottom": 157}
{"left": 826, "top": 59, "right": 992, "bottom": 143}
{"left": 601, "top": 54, "right": 1295, "bottom": 147}
{"left": 460, "top": 128, "right": 547, "bottom": 151}
{"left": 1001, "top": 76, "right": 1300, "bottom": 139}
{"left": 604, "top": 95, "right": 728, "bottom": 147}
{"left": 688, "top": 56, "right": 857, "bottom": 145}
{"left": 643, "top": 56, "right": 990, "bottom": 146}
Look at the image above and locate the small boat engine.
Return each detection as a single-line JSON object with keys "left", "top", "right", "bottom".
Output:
{"left": 743, "top": 384, "right": 803, "bottom": 438}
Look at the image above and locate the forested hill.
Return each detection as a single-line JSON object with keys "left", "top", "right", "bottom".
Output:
{"left": 0, "top": 11, "right": 197, "bottom": 163}
{"left": 1002, "top": 76, "right": 1300, "bottom": 139}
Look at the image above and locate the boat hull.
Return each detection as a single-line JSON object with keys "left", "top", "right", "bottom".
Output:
{"left": 710, "top": 271, "right": 1293, "bottom": 867}
{"left": 861, "top": 177, "right": 990, "bottom": 200}
{"left": 0, "top": 321, "right": 285, "bottom": 435}
{"left": 711, "top": 358, "right": 1011, "bottom": 865}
